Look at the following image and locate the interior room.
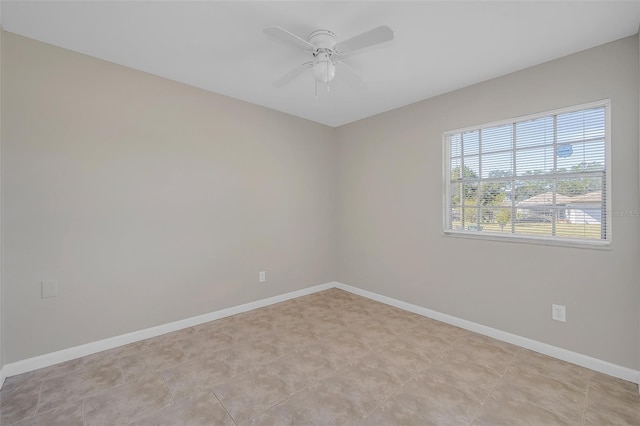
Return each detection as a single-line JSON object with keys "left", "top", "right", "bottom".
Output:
{"left": 0, "top": 1, "right": 639, "bottom": 425}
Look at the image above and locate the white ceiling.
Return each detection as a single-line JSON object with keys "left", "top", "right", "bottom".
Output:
{"left": 2, "top": 1, "right": 639, "bottom": 127}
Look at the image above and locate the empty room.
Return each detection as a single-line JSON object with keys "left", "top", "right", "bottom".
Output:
{"left": 0, "top": 1, "right": 639, "bottom": 425}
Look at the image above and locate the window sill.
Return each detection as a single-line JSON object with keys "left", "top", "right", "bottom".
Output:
{"left": 443, "top": 229, "right": 612, "bottom": 250}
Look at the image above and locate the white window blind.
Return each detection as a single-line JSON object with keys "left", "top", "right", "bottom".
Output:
{"left": 444, "top": 101, "right": 610, "bottom": 247}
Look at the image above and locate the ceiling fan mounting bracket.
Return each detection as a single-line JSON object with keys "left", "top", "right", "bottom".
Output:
{"left": 313, "top": 50, "right": 333, "bottom": 61}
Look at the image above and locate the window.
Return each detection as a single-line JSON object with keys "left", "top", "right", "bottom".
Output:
{"left": 444, "top": 100, "right": 610, "bottom": 247}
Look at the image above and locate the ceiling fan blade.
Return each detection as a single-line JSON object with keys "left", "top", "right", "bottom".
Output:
{"left": 333, "top": 25, "right": 394, "bottom": 55}
{"left": 274, "top": 62, "right": 313, "bottom": 87}
{"left": 263, "top": 26, "right": 315, "bottom": 51}
{"left": 335, "top": 61, "right": 365, "bottom": 90}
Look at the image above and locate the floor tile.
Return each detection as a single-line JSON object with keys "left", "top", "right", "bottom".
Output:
{"left": 298, "top": 315, "right": 350, "bottom": 336}
{"left": 212, "top": 367, "right": 295, "bottom": 424}
{"left": 360, "top": 398, "right": 434, "bottom": 426}
{"left": 83, "top": 374, "right": 174, "bottom": 425}
{"left": 323, "top": 327, "right": 381, "bottom": 350}
{"left": 13, "top": 401, "right": 84, "bottom": 426}
{"left": 472, "top": 387, "right": 574, "bottom": 426}
{"left": 241, "top": 410, "right": 287, "bottom": 426}
{"left": 119, "top": 346, "right": 192, "bottom": 382}
{"left": 357, "top": 344, "right": 429, "bottom": 382}
{"left": 376, "top": 312, "right": 422, "bottom": 332}
{"left": 585, "top": 372, "right": 640, "bottom": 425}
{"left": 162, "top": 354, "right": 237, "bottom": 401}
{"left": 324, "top": 360, "right": 405, "bottom": 412}
{"left": 312, "top": 335, "right": 371, "bottom": 362}
{"left": 348, "top": 321, "right": 397, "bottom": 348}
{"left": 393, "top": 331, "right": 452, "bottom": 360}
{"left": 258, "top": 346, "right": 343, "bottom": 390}
{"left": 0, "top": 378, "right": 41, "bottom": 425}
{"left": 410, "top": 317, "right": 469, "bottom": 343}
{"left": 262, "top": 325, "right": 323, "bottom": 350}
{"left": 498, "top": 364, "right": 587, "bottom": 422}
{"left": 217, "top": 317, "right": 277, "bottom": 341}
{"left": 271, "top": 379, "right": 369, "bottom": 426}
{"left": 329, "top": 306, "right": 376, "bottom": 324}
{"left": 583, "top": 408, "right": 640, "bottom": 426}
{"left": 36, "top": 358, "right": 122, "bottom": 414}
{"left": 514, "top": 349, "right": 590, "bottom": 391}
{"left": 211, "top": 336, "right": 284, "bottom": 372}
{"left": 135, "top": 391, "right": 235, "bottom": 425}
{"left": 392, "top": 370, "right": 485, "bottom": 425}
{"left": 180, "top": 329, "right": 235, "bottom": 358}
{"left": 589, "top": 371, "right": 639, "bottom": 398}
{"left": 448, "top": 334, "right": 517, "bottom": 375}
{"left": 428, "top": 352, "right": 502, "bottom": 399}
{"left": 260, "top": 309, "right": 307, "bottom": 328}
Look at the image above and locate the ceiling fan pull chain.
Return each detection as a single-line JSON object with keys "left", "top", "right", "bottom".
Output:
{"left": 327, "top": 58, "right": 331, "bottom": 92}
{"left": 326, "top": 58, "right": 330, "bottom": 92}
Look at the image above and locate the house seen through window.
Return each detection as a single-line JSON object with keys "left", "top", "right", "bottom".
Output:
{"left": 444, "top": 101, "right": 610, "bottom": 247}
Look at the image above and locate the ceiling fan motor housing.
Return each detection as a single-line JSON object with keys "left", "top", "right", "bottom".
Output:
{"left": 307, "top": 30, "right": 337, "bottom": 50}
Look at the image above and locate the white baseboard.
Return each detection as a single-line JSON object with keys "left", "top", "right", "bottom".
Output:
{"left": 1, "top": 282, "right": 334, "bottom": 383}
{"left": 335, "top": 282, "right": 640, "bottom": 387}
{"left": 0, "top": 365, "right": 6, "bottom": 389}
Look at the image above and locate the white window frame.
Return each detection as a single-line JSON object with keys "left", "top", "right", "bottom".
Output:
{"left": 442, "top": 100, "right": 612, "bottom": 249}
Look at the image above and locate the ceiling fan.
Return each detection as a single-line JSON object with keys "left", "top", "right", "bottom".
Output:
{"left": 263, "top": 25, "right": 394, "bottom": 97}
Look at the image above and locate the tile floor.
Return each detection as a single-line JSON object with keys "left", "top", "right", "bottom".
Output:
{"left": 1, "top": 288, "right": 639, "bottom": 425}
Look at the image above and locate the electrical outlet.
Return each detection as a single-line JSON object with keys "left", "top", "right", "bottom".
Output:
{"left": 552, "top": 304, "right": 566, "bottom": 322}
{"left": 259, "top": 271, "right": 266, "bottom": 283}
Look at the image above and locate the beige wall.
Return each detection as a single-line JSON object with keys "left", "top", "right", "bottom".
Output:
{"left": 336, "top": 36, "right": 640, "bottom": 369}
{"left": 2, "top": 33, "right": 337, "bottom": 362}
{"left": 0, "top": 26, "right": 4, "bottom": 371}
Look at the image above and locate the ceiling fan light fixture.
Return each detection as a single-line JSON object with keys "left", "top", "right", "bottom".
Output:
{"left": 312, "top": 60, "right": 336, "bottom": 83}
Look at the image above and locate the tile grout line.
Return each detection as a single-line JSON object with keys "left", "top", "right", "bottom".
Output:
{"left": 581, "top": 369, "right": 593, "bottom": 426}
{"left": 32, "top": 378, "right": 45, "bottom": 418}
{"left": 211, "top": 388, "right": 238, "bottom": 426}
{"left": 468, "top": 348, "right": 519, "bottom": 425}
{"left": 161, "top": 373, "right": 177, "bottom": 405}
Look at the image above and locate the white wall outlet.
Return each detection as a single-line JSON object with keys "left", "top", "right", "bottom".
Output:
{"left": 259, "top": 271, "right": 266, "bottom": 283}
{"left": 42, "top": 280, "right": 58, "bottom": 298}
{"left": 552, "top": 304, "right": 566, "bottom": 322}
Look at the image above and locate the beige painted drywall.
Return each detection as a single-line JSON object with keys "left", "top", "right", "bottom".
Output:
{"left": 337, "top": 36, "right": 640, "bottom": 369}
{"left": 0, "top": 26, "right": 4, "bottom": 371}
{"left": 2, "top": 33, "right": 337, "bottom": 362}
